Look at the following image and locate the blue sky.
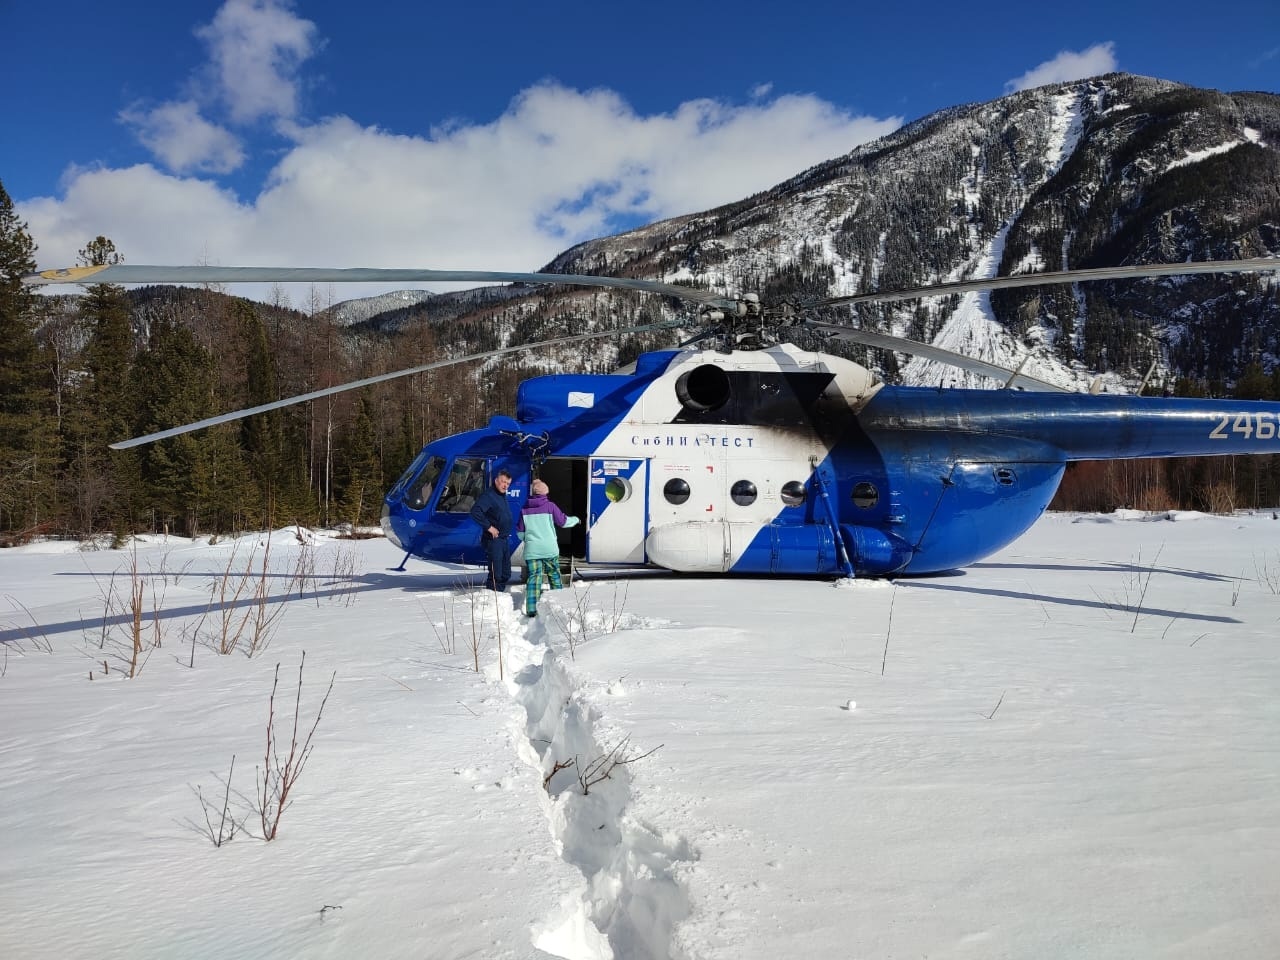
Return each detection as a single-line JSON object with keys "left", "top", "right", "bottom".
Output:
{"left": 3, "top": 0, "right": 1277, "bottom": 300}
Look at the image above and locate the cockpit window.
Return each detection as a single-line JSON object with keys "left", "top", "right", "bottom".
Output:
{"left": 403, "top": 456, "right": 446, "bottom": 510}
{"left": 437, "top": 459, "right": 488, "bottom": 513}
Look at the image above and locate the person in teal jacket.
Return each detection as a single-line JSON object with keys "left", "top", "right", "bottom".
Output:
{"left": 517, "top": 478, "right": 580, "bottom": 617}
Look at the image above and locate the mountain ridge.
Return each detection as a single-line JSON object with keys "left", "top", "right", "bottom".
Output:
{"left": 355, "top": 72, "right": 1277, "bottom": 392}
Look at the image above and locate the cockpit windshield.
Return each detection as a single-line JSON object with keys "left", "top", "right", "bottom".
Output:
{"left": 437, "top": 458, "right": 487, "bottom": 513}
{"left": 403, "top": 456, "right": 446, "bottom": 510}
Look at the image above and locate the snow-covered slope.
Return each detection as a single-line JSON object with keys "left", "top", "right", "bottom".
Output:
{"left": 354, "top": 74, "right": 1279, "bottom": 392}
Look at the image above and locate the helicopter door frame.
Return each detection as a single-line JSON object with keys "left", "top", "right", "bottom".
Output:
{"left": 536, "top": 456, "right": 587, "bottom": 559}
{"left": 586, "top": 457, "right": 650, "bottom": 564}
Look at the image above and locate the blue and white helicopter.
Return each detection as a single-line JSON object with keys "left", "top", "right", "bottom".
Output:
{"left": 28, "top": 256, "right": 1280, "bottom": 577}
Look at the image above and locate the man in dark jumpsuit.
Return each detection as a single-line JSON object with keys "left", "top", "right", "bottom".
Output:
{"left": 469, "top": 468, "right": 515, "bottom": 592}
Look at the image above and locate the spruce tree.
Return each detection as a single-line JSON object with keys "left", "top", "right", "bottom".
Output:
{"left": 0, "top": 180, "right": 55, "bottom": 532}
{"left": 1234, "top": 362, "right": 1273, "bottom": 401}
{"left": 132, "top": 314, "right": 213, "bottom": 533}
{"left": 1233, "top": 363, "right": 1278, "bottom": 508}
{"left": 337, "top": 397, "right": 382, "bottom": 525}
{"left": 131, "top": 312, "right": 256, "bottom": 536}
{"left": 237, "top": 302, "right": 285, "bottom": 525}
{"left": 66, "top": 236, "right": 140, "bottom": 534}
{"left": 79, "top": 237, "right": 134, "bottom": 439}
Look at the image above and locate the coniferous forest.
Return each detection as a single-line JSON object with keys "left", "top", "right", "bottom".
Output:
{"left": 3, "top": 74, "right": 1279, "bottom": 542}
{"left": 0, "top": 184, "right": 542, "bottom": 541}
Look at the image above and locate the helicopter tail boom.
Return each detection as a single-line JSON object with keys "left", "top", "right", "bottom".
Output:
{"left": 867, "top": 389, "right": 1280, "bottom": 461}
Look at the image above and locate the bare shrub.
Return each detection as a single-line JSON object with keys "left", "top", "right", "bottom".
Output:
{"left": 288, "top": 539, "right": 318, "bottom": 602}
{"left": 80, "top": 546, "right": 164, "bottom": 678}
{"left": 151, "top": 547, "right": 195, "bottom": 587}
{"left": 2, "top": 596, "right": 53, "bottom": 654}
{"left": 435, "top": 580, "right": 510, "bottom": 672}
{"left": 182, "top": 610, "right": 209, "bottom": 669}
{"left": 126, "top": 546, "right": 146, "bottom": 675}
{"left": 205, "top": 539, "right": 287, "bottom": 657}
{"left": 1133, "top": 484, "right": 1175, "bottom": 512}
{"left": 2, "top": 596, "right": 55, "bottom": 678}
{"left": 542, "top": 757, "right": 577, "bottom": 790}
{"left": 427, "top": 596, "right": 459, "bottom": 655}
{"left": 464, "top": 583, "right": 486, "bottom": 672}
{"left": 545, "top": 584, "right": 595, "bottom": 660}
{"left": 0, "top": 520, "right": 54, "bottom": 548}
{"left": 1254, "top": 551, "right": 1280, "bottom": 595}
{"left": 1090, "top": 544, "right": 1165, "bottom": 630}
{"left": 244, "top": 538, "right": 287, "bottom": 657}
{"left": 1198, "top": 482, "right": 1236, "bottom": 515}
{"left": 1129, "top": 544, "right": 1164, "bottom": 633}
{"left": 335, "top": 528, "right": 381, "bottom": 540}
{"left": 605, "top": 581, "right": 631, "bottom": 632}
{"left": 327, "top": 544, "right": 362, "bottom": 607}
{"left": 546, "top": 581, "right": 635, "bottom": 660}
{"left": 493, "top": 589, "right": 505, "bottom": 682}
{"left": 880, "top": 584, "right": 898, "bottom": 675}
{"left": 983, "top": 691, "right": 1006, "bottom": 720}
{"left": 187, "top": 755, "right": 245, "bottom": 847}
{"left": 208, "top": 543, "right": 255, "bottom": 654}
{"left": 573, "top": 736, "right": 662, "bottom": 796}
{"left": 256, "top": 652, "right": 336, "bottom": 842}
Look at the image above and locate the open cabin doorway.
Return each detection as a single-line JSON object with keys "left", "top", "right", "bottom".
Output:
{"left": 536, "top": 457, "right": 587, "bottom": 560}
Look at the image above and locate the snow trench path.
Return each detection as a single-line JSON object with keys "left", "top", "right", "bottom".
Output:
{"left": 476, "top": 589, "right": 697, "bottom": 960}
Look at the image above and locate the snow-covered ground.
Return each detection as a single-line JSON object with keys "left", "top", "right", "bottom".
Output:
{"left": 3, "top": 511, "right": 1279, "bottom": 959}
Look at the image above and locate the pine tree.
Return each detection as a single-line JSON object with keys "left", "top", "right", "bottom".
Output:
{"left": 132, "top": 314, "right": 215, "bottom": 533}
{"left": 131, "top": 312, "right": 257, "bottom": 536}
{"left": 237, "top": 302, "right": 285, "bottom": 525}
{"left": 1234, "top": 362, "right": 1273, "bottom": 401}
{"left": 1233, "top": 363, "right": 1279, "bottom": 508}
{"left": 66, "top": 236, "right": 140, "bottom": 534}
{"left": 79, "top": 237, "right": 134, "bottom": 437}
{"left": 337, "top": 397, "right": 382, "bottom": 525}
{"left": 0, "top": 180, "right": 55, "bottom": 533}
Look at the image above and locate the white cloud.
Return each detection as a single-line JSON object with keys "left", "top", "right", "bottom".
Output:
{"left": 21, "top": 165, "right": 250, "bottom": 269}
{"left": 22, "top": 83, "right": 901, "bottom": 304}
{"left": 119, "top": 100, "right": 245, "bottom": 175}
{"left": 27, "top": 2, "right": 899, "bottom": 304}
{"left": 194, "top": 0, "right": 321, "bottom": 125}
{"left": 1005, "top": 42, "right": 1118, "bottom": 93}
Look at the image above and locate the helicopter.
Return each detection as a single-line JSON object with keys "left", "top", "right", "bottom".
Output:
{"left": 25, "top": 255, "right": 1280, "bottom": 577}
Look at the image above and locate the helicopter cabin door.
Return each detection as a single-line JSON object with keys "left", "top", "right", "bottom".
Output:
{"left": 587, "top": 457, "right": 649, "bottom": 563}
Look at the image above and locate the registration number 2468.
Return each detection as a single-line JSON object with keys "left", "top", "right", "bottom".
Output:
{"left": 1210, "top": 413, "right": 1279, "bottom": 439}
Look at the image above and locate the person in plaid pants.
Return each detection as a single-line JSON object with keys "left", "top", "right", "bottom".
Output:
{"left": 517, "top": 478, "right": 580, "bottom": 617}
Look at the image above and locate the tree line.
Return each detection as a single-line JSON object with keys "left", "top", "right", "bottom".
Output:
{"left": 1051, "top": 364, "right": 1280, "bottom": 514}
{"left": 0, "top": 179, "right": 532, "bottom": 542}
{"left": 4, "top": 175, "right": 1280, "bottom": 546}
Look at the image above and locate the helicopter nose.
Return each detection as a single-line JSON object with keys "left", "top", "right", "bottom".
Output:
{"left": 381, "top": 501, "right": 403, "bottom": 549}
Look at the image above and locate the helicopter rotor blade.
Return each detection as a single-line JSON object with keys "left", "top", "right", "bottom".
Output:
{"left": 33, "top": 255, "right": 1277, "bottom": 406}
{"left": 799, "top": 319, "right": 1069, "bottom": 392}
{"left": 109, "top": 321, "right": 685, "bottom": 450}
{"left": 23, "top": 264, "right": 741, "bottom": 311}
{"left": 28, "top": 256, "right": 1276, "bottom": 319}
{"left": 810, "top": 256, "right": 1279, "bottom": 308}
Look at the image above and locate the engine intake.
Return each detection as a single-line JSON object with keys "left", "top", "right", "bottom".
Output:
{"left": 675, "top": 364, "right": 731, "bottom": 412}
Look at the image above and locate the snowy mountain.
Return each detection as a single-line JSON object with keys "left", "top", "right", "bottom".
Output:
{"left": 317, "top": 288, "right": 435, "bottom": 326}
{"left": 318, "top": 285, "right": 535, "bottom": 328}
{"left": 355, "top": 73, "right": 1280, "bottom": 392}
